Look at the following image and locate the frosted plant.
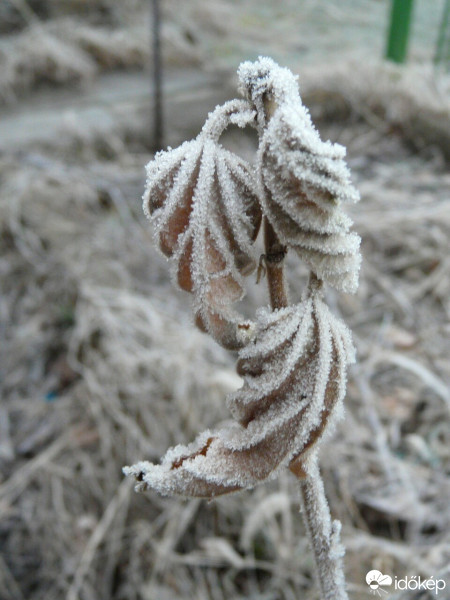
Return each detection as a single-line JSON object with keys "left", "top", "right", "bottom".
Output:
{"left": 143, "top": 100, "right": 261, "bottom": 349}
{"left": 125, "top": 57, "right": 361, "bottom": 600}
{"left": 238, "top": 57, "right": 361, "bottom": 293}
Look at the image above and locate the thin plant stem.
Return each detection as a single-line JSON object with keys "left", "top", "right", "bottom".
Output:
{"left": 263, "top": 217, "right": 288, "bottom": 310}
{"left": 298, "top": 455, "right": 348, "bottom": 600}
{"left": 263, "top": 225, "right": 348, "bottom": 599}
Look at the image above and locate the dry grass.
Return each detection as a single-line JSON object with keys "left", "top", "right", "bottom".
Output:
{"left": 1, "top": 2, "right": 449, "bottom": 599}
{"left": 0, "top": 0, "right": 203, "bottom": 104}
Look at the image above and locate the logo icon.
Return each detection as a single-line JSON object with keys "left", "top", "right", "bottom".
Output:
{"left": 366, "top": 570, "right": 393, "bottom": 596}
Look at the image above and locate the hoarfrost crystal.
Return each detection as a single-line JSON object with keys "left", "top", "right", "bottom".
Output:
{"left": 125, "top": 57, "right": 361, "bottom": 600}
{"left": 123, "top": 282, "right": 355, "bottom": 497}
{"left": 144, "top": 100, "right": 261, "bottom": 349}
{"left": 239, "top": 57, "right": 361, "bottom": 293}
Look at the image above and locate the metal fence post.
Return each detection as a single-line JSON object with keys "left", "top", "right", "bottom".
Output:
{"left": 152, "top": 0, "right": 163, "bottom": 150}
{"left": 386, "top": 0, "right": 415, "bottom": 64}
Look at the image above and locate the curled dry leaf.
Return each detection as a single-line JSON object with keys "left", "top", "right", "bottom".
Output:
{"left": 239, "top": 57, "right": 361, "bottom": 293}
{"left": 144, "top": 100, "right": 262, "bottom": 349}
{"left": 123, "top": 282, "right": 355, "bottom": 498}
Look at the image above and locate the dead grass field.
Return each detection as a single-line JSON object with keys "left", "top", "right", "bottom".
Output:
{"left": 1, "top": 1, "right": 449, "bottom": 599}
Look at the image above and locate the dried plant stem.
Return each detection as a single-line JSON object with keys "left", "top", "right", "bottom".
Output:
{"left": 263, "top": 217, "right": 288, "bottom": 310}
{"left": 263, "top": 228, "right": 348, "bottom": 599}
{"left": 299, "top": 456, "right": 348, "bottom": 600}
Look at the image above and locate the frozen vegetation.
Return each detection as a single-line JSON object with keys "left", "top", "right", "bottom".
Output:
{"left": 0, "top": 1, "right": 449, "bottom": 599}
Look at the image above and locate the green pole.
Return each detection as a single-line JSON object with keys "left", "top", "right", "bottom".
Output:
{"left": 386, "top": 0, "right": 415, "bottom": 64}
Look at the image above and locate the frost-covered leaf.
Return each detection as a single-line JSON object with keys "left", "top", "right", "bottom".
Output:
{"left": 238, "top": 57, "right": 361, "bottom": 293}
{"left": 144, "top": 100, "right": 262, "bottom": 348}
{"left": 123, "top": 281, "right": 355, "bottom": 498}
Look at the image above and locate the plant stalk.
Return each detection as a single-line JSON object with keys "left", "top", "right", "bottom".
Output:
{"left": 263, "top": 226, "right": 348, "bottom": 599}
{"left": 263, "top": 218, "right": 288, "bottom": 310}
{"left": 299, "top": 456, "right": 348, "bottom": 600}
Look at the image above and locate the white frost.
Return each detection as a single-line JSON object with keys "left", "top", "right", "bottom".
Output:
{"left": 123, "top": 284, "right": 355, "bottom": 498}
{"left": 238, "top": 57, "right": 361, "bottom": 293}
{"left": 143, "top": 100, "right": 262, "bottom": 349}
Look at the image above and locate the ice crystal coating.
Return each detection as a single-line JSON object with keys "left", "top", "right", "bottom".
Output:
{"left": 238, "top": 56, "right": 300, "bottom": 130}
{"left": 239, "top": 57, "right": 361, "bottom": 293}
{"left": 123, "top": 283, "right": 355, "bottom": 498}
{"left": 144, "top": 100, "right": 262, "bottom": 349}
{"left": 127, "top": 58, "right": 359, "bottom": 600}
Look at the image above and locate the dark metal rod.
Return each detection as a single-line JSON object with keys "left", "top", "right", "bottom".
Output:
{"left": 152, "top": 0, "right": 163, "bottom": 150}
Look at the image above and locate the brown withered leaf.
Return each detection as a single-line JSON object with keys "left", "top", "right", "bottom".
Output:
{"left": 123, "top": 282, "right": 355, "bottom": 498}
{"left": 143, "top": 100, "right": 262, "bottom": 348}
{"left": 238, "top": 57, "right": 361, "bottom": 293}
